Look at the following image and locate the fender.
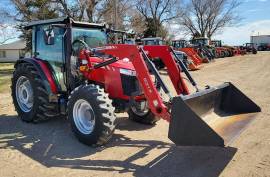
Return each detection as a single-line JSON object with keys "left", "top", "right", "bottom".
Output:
{"left": 15, "top": 58, "right": 59, "bottom": 102}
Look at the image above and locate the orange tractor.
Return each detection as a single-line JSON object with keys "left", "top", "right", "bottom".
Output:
{"left": 172, "top": 39, "right": 204, "bottom": 70}
{"left": 211, "top": 40, "right": 234, "bottom": 58}
{"left": 140, "top": 37, "right": 198, "bottom": 71}
{"left": 12, "top": 17, "right": 261, "bottom": 147}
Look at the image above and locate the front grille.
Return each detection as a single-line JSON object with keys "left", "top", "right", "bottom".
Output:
{"left": 120, "top": 74, "right": 141, "bottom": 96}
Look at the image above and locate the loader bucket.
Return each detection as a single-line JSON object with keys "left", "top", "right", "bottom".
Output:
{"left": 168, "top": 82, "right": 261, "bottom": 147}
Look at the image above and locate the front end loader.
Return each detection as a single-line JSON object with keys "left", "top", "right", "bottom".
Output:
{"left": 11, "top": 17, "right": 260, "bottom": 148}
{"left": 132, "top": 45, "right": 261, "bottom": 146}
{"left": 172, "top": 39, "right": 203, "bottom": 70}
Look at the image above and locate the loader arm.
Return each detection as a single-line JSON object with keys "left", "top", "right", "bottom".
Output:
{"left": 143, "top": 45, "right": 189, "bottom": 95}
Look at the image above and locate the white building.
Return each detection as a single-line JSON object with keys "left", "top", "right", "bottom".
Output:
{"left": 250, "top": 35, "right": 270, "bottom": 48}
{"left": 0, "top": 40, "right": 26, "bottom": 62}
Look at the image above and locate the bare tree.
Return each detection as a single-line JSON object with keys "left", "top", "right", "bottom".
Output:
{"left": 136, "top": 0, "right": 181, "bottom": 37}
{"left": 129, "top": 10, "right": 146, "bottom": 34}
{"left": 180, "top": 0, "right": 241, "bottom": 39}
{"left": 54, "top": 0, "right": 101, "bottom": 22}
{"left": 0, "top": 11, "right": 19, "bottom": 44}
{"left": 98, "top": 0, "right": 131, "bottom": 28}
{"left": 0, "top": 24, "right": 17, "bottom": 44}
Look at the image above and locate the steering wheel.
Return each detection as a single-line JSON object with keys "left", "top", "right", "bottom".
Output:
{"left": 72, "top": 39, "right": 91, "bottom": 57}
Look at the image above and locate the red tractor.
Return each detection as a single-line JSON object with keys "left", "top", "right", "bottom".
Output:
{"left": 211, "top": 40, "right": 234, "bottom": 57}
{"left": 140, "top": 37, "right": 197, "bottom": 71}
{"left": 12, "top": 17, "right": 261, "bottom": 147}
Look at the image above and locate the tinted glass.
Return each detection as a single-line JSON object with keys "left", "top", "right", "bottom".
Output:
{"left": 36, "top": 25, "right": 66, "bottom": 91}
{"left": 72, "top": 28, "right": 107, "bottom": 48}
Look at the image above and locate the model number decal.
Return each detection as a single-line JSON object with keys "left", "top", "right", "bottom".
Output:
{"left": 143, "top": 78, "right": 152, "bottom": 93}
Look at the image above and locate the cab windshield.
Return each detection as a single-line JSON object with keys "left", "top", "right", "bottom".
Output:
{"left": 144, "top": 39, "right": 163, "bottom": 45}
{"left": 173, "top": 41, "right": 186, "bottom": 48}
{"left": 72, "top": 28, "right": 108, "bottom": 48}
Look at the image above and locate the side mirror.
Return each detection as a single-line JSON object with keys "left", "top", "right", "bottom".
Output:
{"left": 43, "top": 26, "right": 55, "bottom": 45}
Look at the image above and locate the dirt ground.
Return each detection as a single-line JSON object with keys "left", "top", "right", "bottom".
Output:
{"left": 0, "top": 52, "right": 270, "bottom": 177}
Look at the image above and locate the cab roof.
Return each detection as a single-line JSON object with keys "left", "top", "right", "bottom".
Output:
{"left": 24, "top": 16, "right": 106, "bottom": 29}
{"left": 141, "top": 37, "right": 163, "bottom": 41}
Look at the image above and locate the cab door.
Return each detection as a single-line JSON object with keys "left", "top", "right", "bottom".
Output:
{"left": 34, "top": 25, "right": 66, "bottom": 91}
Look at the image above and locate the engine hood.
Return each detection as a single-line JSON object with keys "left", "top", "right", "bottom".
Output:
{"left": 89, "top": 57, "right": 135, "bottom": 70}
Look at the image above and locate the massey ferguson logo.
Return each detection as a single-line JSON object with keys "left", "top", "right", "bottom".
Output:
{"left": 95, "top": 46, "right": 118, "bottom": 51}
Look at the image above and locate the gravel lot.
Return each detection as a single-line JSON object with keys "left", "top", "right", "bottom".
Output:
{"left": 0, "top": 52, "right": 270, "bottom": 177}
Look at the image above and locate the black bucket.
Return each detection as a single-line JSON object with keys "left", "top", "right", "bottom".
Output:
{"left": 168, "top": 82, "right": 261, "bottom": 147}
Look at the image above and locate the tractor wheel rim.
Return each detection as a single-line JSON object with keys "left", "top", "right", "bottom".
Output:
{"left": 131, "top": 101, "right": 149, "bottom": 116}
{"left": 73, "top": 99, "right": 95, "bottom": 135}
{"left": 16, "top": 76, "right": 33, "bottom": 112}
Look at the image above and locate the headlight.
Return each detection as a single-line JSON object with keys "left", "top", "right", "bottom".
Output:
{"left": 120, "top": 68, "right": 136, "bottom": 76}
{"left": 81, "top": 59, "right": 88, "bottom": 65}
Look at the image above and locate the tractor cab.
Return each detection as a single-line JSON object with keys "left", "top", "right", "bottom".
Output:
{"left": 244, "top": 43, "right": 257, "bottom": 54}
{"left": 141, "top": 37, "right": 164, "bottom": 45}
{"left": 172, "top": 39, "right": 189, "bottom": 49}
{"left": 190, "top": 38, "right": 216, "bottom": 61}
{"left": 106, "top": 29, "right": 135, "bottom": 44}
{"left": 124, "top": 38, "right": 136, "bottom": 44}
{"left": 25, "top": 17, "right": 111, "bottom": 92}
{"left": 245, "top": 43, "right": 255, "bottom": 48}
{"left": 211, "top": 40, "right": 222, "bottom": 47}
{"left": 190, "top": 37, "right": 209, "bottom": 47}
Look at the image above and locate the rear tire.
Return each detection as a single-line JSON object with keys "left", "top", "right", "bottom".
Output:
{"left": 127, "top": 100, "right": 160, "bottom": 125}
{"left": 221, "top": 51, "right": 225, "bottom": 58}
{"left": 11, "top": 62, "right": 59, "bottom": 122}
{"left": 68, "top": 84, "right": 116, "bottom": 146}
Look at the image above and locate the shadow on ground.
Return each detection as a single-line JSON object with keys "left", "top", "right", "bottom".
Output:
{"left": 0, "top": 114, "right": 237, "bottom": 177}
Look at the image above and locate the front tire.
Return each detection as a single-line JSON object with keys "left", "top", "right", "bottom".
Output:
{"left": 127, "top": 100, "right": 160, "bottom": 125}
{"left": 68, "top": 84, "right": 116, "bottom": 146}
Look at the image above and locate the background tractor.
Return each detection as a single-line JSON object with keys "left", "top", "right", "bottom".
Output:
{"left": 141, "top": 37, "right": 164, "bottom": 46}
{"left": 140, "top": 37, "right": 166, "bottom": 69}
{"left": 172, "top": 39, "right": 203, "bottom": 70}
{"left": 211, "top": 40, "right": 234, "bottom": 57}
{"left": 244, "top": 43, "right": 257, "bottom": 54}
{"left": 189, "top": 37, "right": 215, "bottom": 61}
{"left": 257, "top": 43, "right": 270, "bottom": 51}
{"left": 11, "top": 17, "right": 261, "bottom": 147}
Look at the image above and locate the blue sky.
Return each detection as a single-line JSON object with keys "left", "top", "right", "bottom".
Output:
{"left": 171, "top": 0, "right": 270, "bottom": 45}
{"left": 215, "top": 0, "right": 270, "bottom": 45}
{"left": 0, "top": 0, "right": 270, "bottom": 45}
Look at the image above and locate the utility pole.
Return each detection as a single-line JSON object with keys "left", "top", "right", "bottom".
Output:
{"left": 113, "top": 0, "right": 118, "bottom": 43}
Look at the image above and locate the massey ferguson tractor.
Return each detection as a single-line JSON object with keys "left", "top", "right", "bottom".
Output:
{"left": 140, "top": 37, "right": 167, "bottom": 69}
{"left": 11, "top": 17, "right": 261, "bottom": 147}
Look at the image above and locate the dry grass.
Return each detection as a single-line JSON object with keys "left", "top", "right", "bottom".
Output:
{"left": 0, "top": 63, "right": 14, "bottom": 93}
